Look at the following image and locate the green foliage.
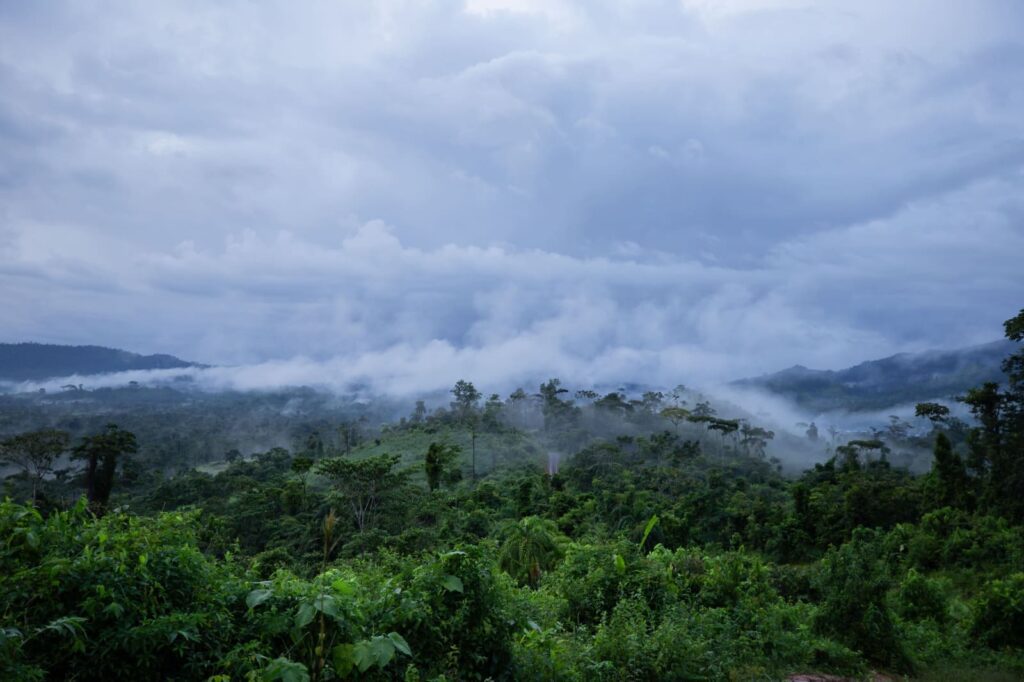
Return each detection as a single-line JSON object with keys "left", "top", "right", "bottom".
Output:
{"left": 316, "top": 453, "right": 404, "bottom": 532}
{"left": 72, "top": 423, "right": 138, "bottom": 513}
{"left": 971, "top": 573, "right": 1024, "bottom": 649}
{"left": 896, "top": 569, "right": 948, "bottom": 623}
{"left": 0, "top": 498, "right": 241, "bottom": 680}
{"left": 424, "top": 442, "right": 460, "bottom": 492}
{"left": 4, "top": 308, "right": 1024, "bottom": 680}
{"left": 498, "top": 516, "right": 567, "bottom": 587}
{"left": 813, "top": 529, "right": 912, "bottom": 672}
{"left": 0, "top": 428, "right": 69, "bottom": 503}
{"left": 0, "top": 498, "right": 420, "bottom": 681}
{"left": 927, "top": 432, "right": 967, "bottom": 510}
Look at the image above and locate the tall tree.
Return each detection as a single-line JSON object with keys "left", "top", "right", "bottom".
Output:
{"left": 659, "top": 406, "right": 690, "bottom": 435}
{"left": 835, "top": 439, "right": 889, "bottom": 471}
{"left": 707, "top": 418, "right": 740, "bottom": 459}
{"left": 451, "top": 380, "right": 482, "bottom": 478}
{"left": 410, "top": 400, "right": 427, "bottom": 424}
{"left": 958, "top": 308, "right": 1024, "bottom": 519}
{"left": 424, "top": 442, "right": 460, "bottom": 492}
{"left": 915, "top": 402, "right": 951, "bottom": 426}
{"left": 482, "top": 394, "right": 504, "bottom": 431}
{"left": 739, "top": 423, "right": 774, "bottom": 459}
{"left": 305, "top": 431, "right": 324, "bottom": 458}
{"left": 450, "top": 379, "right": 482, "bottom": 418}
{"left": 316, "top": 454, "right": 404, "bottom": 532}
{"left": 0, "top": 429, "right": 69, "bottom": 504}
{"left": 928, "top": 432, "right": 967, "bottom": 509}
{"left": 72, "top": 424, "right": 138, "bottom": 514}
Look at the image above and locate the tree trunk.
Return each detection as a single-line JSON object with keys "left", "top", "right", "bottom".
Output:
{"left": 471, "top": 430, "right": 477, "bottom": 480}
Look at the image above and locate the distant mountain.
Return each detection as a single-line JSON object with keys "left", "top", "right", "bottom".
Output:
{"left": 732, "top": 340, "right": 1014, "bottom": 412}
{"left": 0, "top": 343, "right": 201, "bottom": 382}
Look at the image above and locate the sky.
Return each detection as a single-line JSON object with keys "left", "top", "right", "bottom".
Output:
{"left": 1, "top": 0, "right": 1023, "bottom": 394}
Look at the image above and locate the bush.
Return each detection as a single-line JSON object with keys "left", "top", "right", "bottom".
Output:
{"left": 896, "top": 569, "right": 948, "bottom": 623}
{"left": 971, "top": 573, "right": 1024, "bottom": 649}
{"left": 813, "top": 529, "right": 912, "bottom": 672}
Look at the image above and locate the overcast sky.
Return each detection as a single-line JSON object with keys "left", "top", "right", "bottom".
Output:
{"left": 1, "top": 0, "right": 1022, "bottom": 392}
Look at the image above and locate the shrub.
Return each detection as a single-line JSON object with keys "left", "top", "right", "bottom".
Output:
{"left": 971, "top": 573, "right": 1024, "bottom": 649}
{"left": 813, "top": 529, "right": 912, "bottom": 672}
{"left": 895, "top": 569, "right": 947, "bottom": 623}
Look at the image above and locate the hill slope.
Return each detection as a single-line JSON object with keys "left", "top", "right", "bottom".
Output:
{"left": 0, "top": 342, "right": 200, "bottom": 382}
{"left": 733, "top": 339, "right": 1013, "bottom": 412}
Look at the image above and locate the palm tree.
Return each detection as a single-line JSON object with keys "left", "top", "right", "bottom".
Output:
{"left": 498, "top": 516, "right": 566, "bottom": 588}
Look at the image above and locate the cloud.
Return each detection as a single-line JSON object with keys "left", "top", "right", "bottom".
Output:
{"left": 0, "top": 1, "right": 1022, "bottom": 392}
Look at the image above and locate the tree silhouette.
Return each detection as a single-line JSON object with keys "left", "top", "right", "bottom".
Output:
{"left": 73, "top": 424, "right": 138, "bottom": 514}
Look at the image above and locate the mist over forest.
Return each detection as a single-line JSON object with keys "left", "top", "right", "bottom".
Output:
{"left": 3, "top": 2, "right": 1024, "bottom": 681}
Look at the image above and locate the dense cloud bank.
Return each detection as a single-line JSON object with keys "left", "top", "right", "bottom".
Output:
{"left": 1, "top": 1, "right": 1022, "bottom": 384}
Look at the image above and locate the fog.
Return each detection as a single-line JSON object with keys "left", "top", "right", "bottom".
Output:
{"left": 3, "top": 354, "right": 963, "bottom": 473}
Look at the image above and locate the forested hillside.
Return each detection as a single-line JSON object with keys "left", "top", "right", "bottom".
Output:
{"left": 1, "top": 310, "right": 1023, "bottom": 681}
{"left": 0, "top": 343, "right": 199, "bottom": 382}
{"left": 734, "top": 340, "right": 1013, "bottom": 412}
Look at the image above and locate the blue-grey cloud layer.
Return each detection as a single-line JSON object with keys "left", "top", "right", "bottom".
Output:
{"left": 1, "top": 0, "right": 1022, "bottom": 391}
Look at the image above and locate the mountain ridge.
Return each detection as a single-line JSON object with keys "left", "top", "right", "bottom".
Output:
{"left": 0, "top": 342, "right": 202, "bottom": 382}
{"left": 732, "top": 339, "right": 1014, "bottom": 412}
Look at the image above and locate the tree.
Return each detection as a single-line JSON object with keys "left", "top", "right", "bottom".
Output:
{"left": 424, "top": 442, "right": 460, "bottom": 492}
{"left": 0, "top": 429, "right": 69, "bottom": 503}
{"left": 915, "top": 402, "right": 951, "bottom": 426}
{"left": 640, "top": 391, "right": 664, "bottom": 413}
{"left": 292, "top": 455, "right": 315, "bottom": 503}
{"left": 410, "top": 400, "right": 427, "bottom": 424}
{"left": 450, "top": 380, "right": 482, "bottom": 478}
{"left": 886, "top": 415, "right": 911, "bottom": 443}
{"left": 338, "top": 420, "right": 362, "bottom": 455}
{"left": 961, "top": 382, "right": 1003, "bottom": 478}
{"left": 739, "top": 423, "right": 774, "bottom": 459}
{"left": 72, "top": 424, "right": 138, "bottom": 514}
{"left": 450, "top": 379, "right": 482, "bottom": 419}
{"left": 482, "top": 393, "right": 504, "bottom": 432}
{"left": 814, "top": 529, "right": 911, "bottom": 672}
{"left": 835, "top": 439, "right": 889, "bottom": 470}
{"left": 659, "top": 406, "right": 690, "bottom": 434}
{"left": 304, "top": 431, "right": 324, "bottom": 458}
{"left": 497, "top": 516, "right": 566, "bottom": 587}
{"left": 956, "top": 308, "right": 1024, "bottom": 520}
{"left": 538, "top": 378, "right": 572, "bottom": 430}
{"left": 691, "top": 400, "right": 715, "bottom": 418}
{"left": 316, "top": 454, "right": 403, "bottom": 532}
{"left": 928, "top": 432, "right": 966, "bottom": 509}
{"left": 506, "top": 388, "right": 531, "bottom": 429}
{"left": 706, "top": 418, "right": 740, "bottom": 459}
{"left": 595, "top": 392, "right": 632, "bottom": 416}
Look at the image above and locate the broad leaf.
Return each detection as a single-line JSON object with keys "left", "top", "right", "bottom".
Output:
{"left": 332, "top": 643, "right": 355, "bottom": 676}
{"left": 313, "top": 593, "right": 340, "bottom": 619}
{"left": 294, "top": 602, "right": 316, "bottom": 629}
{"left": 388, "top": 631, "right": 412, "bottom": 656}
{"left": 441, "top": 574, "right": 464, "bottom": 593}
{"left": 640, "top": 514, "right": 660, "bottom": 551}
{"left": 352, "top": 640, "right": 376, "bottom": 673}
{"left": 370, "top": 636, "right": 395, "bottom": 668}
{"left": 331, "top": 578, "right": 355, "bottom": 596}
{"left": 246, "top": 588, "right": 273, "bottom": 609}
